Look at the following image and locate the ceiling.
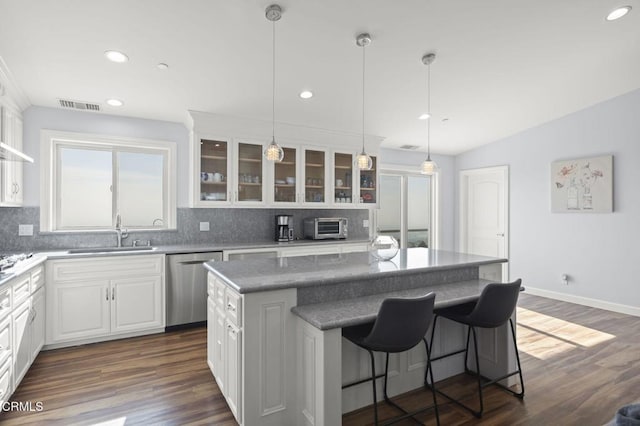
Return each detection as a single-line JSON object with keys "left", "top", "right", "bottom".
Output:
{"left": 0, "top": 0, "right": 638, "bottom": 155}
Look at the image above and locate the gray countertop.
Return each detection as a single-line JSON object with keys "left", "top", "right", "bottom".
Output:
{"left": 0, "top": 254, "right": 47, "bottom": 288}
{"left": 204, "top": 248, "right": 506, "bottom": 294}
{"left": 292, "top": 279, "right": 493, "bottom": 330}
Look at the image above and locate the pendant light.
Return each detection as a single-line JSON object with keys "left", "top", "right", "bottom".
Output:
{"left": 264, "top": 4, "right": 285, "bottom": 162}
{"left": 355, "top": 33, "right": 373, "bottom": 171}
{"left": 421, "top": 53, "right": 438, "bottom": 175}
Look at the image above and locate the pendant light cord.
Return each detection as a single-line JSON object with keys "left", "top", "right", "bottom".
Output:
{"left": 272, "top": 19, "right": 276, "bottom": 141}
{"left": 427, "top": 62, "right": 431, "bottom": 160}
{"left": 361, "top": 42, "right": 366, "bottom": 152}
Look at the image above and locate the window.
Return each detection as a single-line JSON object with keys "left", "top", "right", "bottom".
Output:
{"left": 375, "top": 171, "right": 434, "bottom": 248}
{"left": 41, "top": 131, "right": 176, "bottom": 232}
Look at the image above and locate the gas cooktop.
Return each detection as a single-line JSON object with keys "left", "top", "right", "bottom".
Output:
{"left": 0, "top": 253, "right": 33, "bottom": 274}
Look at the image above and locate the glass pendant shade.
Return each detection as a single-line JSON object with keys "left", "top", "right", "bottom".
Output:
{"left": 264, "top": 138, "right": 284, "bottom": 162}
{"left": 356, "top": 150, "right": 373, "bottom": 170}
{"left": 421, "top": 157, "right": 438, "bottom": 175}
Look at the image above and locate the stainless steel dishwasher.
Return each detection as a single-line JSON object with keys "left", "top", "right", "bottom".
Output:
{"left": 166, "top": 251, "right": 222, "bottom": 328}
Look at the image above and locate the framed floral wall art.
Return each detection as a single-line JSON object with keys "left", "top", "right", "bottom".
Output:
{"left": 550, "top": 155, "right": 613, "bottom": 213}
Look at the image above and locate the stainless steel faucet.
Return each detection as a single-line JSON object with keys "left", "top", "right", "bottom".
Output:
{"left": 115, "top": 213, "right": 129, "bottom": 247}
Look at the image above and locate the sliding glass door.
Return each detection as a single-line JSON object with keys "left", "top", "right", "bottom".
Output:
{"left": 377, "top": 173, "right": 431, "bottom": 248}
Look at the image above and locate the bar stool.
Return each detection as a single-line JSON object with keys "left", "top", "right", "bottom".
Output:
{"left": 342, "top": 293, "right": 440, "bottom": 426}
{"left": 428, "top": 279, "right": 524, "bottom": 418}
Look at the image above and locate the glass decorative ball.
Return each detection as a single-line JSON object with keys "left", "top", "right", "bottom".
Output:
{"left": 370, "top": 235, "right": 399, "bottom": 261}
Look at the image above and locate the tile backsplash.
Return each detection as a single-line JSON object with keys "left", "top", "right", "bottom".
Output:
{"left": 0, "top": 207, "right": 371, "bottom": 252}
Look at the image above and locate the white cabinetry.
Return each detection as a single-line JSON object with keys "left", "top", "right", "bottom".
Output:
{"left": 0, "top": 263, "right": 46, "bottom": 401}
{"left": 207, "top": 272, "right": 297, "bottom": 426}
{"left": 46, "top": 255, "right": 165, "bottom": 348}
{"left": 188, "top": 112, "right": 383, "bottom": 209}
{"left": 0, "top": 104, "right": 24, "bottom": 206}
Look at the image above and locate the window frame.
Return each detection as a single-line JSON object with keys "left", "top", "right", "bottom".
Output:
{"left": 40, "top": 130, "right": 177, "bottom": 232}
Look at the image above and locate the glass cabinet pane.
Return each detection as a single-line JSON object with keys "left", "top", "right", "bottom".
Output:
{"left": 237, "top": 142, "right": 263, "bottom": 202}
{"left": 359, "top": 155, "right": 377, "bottom": 204}
{"left": 200, "top": 139, "right": 228, "bottom": 202}
{"left": 334, "top": 153, "right": 353, "bottom": 204}
{"left": 305, "top": 150, "right": 325, "bottom": 203}
{"left": 274, "top": 147, "right": 297, "bottom": 203}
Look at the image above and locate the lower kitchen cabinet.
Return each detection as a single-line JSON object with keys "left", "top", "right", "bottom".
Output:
{"left": 12, "top": 299, "right": 30, "bottom": 388}
{"left": 46, "top": 254, "right": 165, "bottom": 347}
{"left": 207, "top": 272, "right": 297, "bottom": 425}
{"left": 1, "top": 263, "right": 46, "bottom": 403}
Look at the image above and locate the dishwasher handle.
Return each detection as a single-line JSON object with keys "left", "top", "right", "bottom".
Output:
{"left": 177, "top": 260, "right": 214, "bottom": 266}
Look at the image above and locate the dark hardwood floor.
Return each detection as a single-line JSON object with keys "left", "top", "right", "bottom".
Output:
{"left": 2, "top": 293, "right": 639, "bottom": 425}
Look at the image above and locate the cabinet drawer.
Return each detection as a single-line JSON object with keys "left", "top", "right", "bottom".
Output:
{"left": 30, "top": 265, "right": 45, "bottom": 292}
{"left": 50, "top": 255, "right": 164, "bottom": 282}
{"left": 0, "top": 356, "right": 11, "bottom": 404}
{"left": 0, "top": 287, "right": 11, "bottom": 321}
{"left": 224, "top": 289, "right": 242, "bottom": 328}
{"left": 0, "top": 316, "right": 11, "bottom": 363}
{"left": 215, "top": 280, "right": 226, "bottom": 308}
{"left": 12, "top": 275, "right": 31, "bottom": 305}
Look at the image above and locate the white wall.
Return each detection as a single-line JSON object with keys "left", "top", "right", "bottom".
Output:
{"left": 379, "top": 149, "right": 456, "bottom": 251}
{"left": 21, "top": 106, "right": 189, "bottom": 206}
{"left": 456, "top": 89, "right": 640, "bottom": 311}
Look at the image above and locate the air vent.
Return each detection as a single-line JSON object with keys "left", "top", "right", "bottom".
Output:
{"left": 399, "top": 144, "right": 420, "bottom": 150}
{"left": 58, "top": 99, "right": 101, "bottom": 111}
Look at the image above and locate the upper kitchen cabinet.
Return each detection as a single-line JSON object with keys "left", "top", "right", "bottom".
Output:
{"left": 358, "top": 155, "right": 378, "bottom": 205}
{"left": 188, "top": 111, "right": 383, "bottom": 209}
{"left": 0, "top": 104, "right": 24, "bottom": 206}
{"left": 302, "top": 148, "right": 328, "bottom": 205}
{"left": 234, "top": 141, "right": 266, "bottom": 205}
{"left": 199, "top": 138, "right": 231, "bottom": 204}
{"left": 272, "top": 145, "right": 298, "bottom": 204}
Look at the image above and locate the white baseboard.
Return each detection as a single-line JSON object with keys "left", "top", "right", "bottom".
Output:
{"left": 524, "top": 286, "right": 640, "bottom": 317}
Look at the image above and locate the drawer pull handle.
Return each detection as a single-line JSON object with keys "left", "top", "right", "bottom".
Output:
{"left": 227, "top": 303, "right": 236, "bottom": 312}
{"left": 106, "top": 289, "right": 109, "bottom": 301}
{"left": 112, "top": 288, "right": 115, "bottom": 300}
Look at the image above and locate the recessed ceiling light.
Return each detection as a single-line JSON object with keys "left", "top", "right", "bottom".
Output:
{"left": 418, "top": 113, "right": 430, "bottom": 120}
{"left": 606, "top": 6, "right": 631, "bottom": 21}
{"left": 299, "top": 90, "right": 313, "bottom": 99}
{"left": 106, "top": 99, "right": 124, "bottom": 107}
{"left": 104, "top": 50, "right": 129, "bottom": 63}
{"left": 157, "top": 63, "right": 169, "bottom": 70}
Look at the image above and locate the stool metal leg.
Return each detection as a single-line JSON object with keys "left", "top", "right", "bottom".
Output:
{"left": 470, "top": 326, "right": 484, "bottom": 418}
{"left": 368, "top": 349, "right": 379, "bottom": 425}
{"left": 423, "top": 338, "right": 441, "bottom": 426}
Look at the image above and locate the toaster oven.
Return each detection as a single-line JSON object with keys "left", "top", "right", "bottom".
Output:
{"left": 303, "top": 218, "right": 348, "bottom": 240}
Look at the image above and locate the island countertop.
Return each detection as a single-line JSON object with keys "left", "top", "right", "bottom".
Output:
{"left": 204, "top": 248, "right": 506, "bottom": 294}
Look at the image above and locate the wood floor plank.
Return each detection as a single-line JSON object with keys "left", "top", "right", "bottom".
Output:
{"left": 1, "top": 294, "right": 638, "bottom": 425}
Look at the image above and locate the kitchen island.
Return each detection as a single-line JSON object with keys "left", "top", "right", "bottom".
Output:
{"left": 204, "top": 248, "right": 512, "bottom": 426}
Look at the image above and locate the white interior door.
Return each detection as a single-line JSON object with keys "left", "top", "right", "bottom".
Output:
{"left": 459, "top": 166, "right": 509, "bottom": 280}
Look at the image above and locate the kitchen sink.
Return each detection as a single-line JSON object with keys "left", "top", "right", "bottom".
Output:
{"left": 66, "top": 246, "right": 156, "bottom": 254}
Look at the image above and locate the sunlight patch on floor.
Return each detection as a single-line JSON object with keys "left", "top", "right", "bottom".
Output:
{"left": 90, "top": 417, "right": 127, "bottom": 426}
{"left": 516, "top": 307, "right": 616, "bottom": 360}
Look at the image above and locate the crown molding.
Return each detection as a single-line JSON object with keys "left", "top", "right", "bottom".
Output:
{"left": 0, "top": 56, "right": 31, "bottom": 111}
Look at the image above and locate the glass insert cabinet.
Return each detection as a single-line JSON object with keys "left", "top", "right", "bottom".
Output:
{"left": 192, "top": 137, "right": 377, "bottom": 208}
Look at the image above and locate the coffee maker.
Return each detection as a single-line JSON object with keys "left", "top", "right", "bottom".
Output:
{"left": 275, "top": 215, "right": 294, "bottom": 242}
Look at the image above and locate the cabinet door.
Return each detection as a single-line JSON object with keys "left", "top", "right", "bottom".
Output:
{"left": 303, "top": 148, "right": 328, "bottom": 205}
{"left": 272, "top": 145, "right": 299, "bottom": 204}
{"left": 30, "top": 288, "right": 45, "bottom": 362}
{"left": 0, "top": 357, "right": 11, "bottom": 405}
{"left": 111, "top": 276, "right": 163, "bottom": 334}
{"left": 207, "top": 296, "right": 216, "bottom": 376}
{"left": 12, "top": 299, "right": 31, "bottom": 389}
{"left": 49, "top": 281, "right": 110, "bottom": 342}
{"left": 225, "top": 320, "right": 242, "bottom": 423}
{"left": 358, "top": 155, "right": 378, "bottom": 205}
{"left": 199, "top": 138, "right": 231, "bottom": 205}
{"left": 333, "top": 151, "right": 356, "bottom": 205}
{"left": 214, "top": 306, "right": 226, "bottom": 392}
{"left": 235, "top": 141, "right": 266, "bottom": 204}
{"left": 0, "top": 107, "right": 23, "bottom": 205}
